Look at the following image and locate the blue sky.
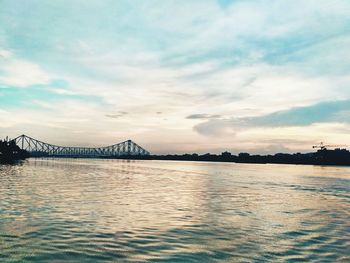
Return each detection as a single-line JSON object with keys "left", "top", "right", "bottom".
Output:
{"left": 0, "top": 0, "right": 350, "bottom": 154}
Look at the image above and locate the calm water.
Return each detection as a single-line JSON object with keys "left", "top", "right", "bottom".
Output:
{"left": 0, "top": 159, "right": 349, "bottom": 262}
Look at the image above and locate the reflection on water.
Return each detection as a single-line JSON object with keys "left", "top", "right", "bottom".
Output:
{"left": 0, "top": 159, "right": 349, "bottom": 262}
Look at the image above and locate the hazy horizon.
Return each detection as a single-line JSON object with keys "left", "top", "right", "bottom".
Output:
{"left": 1, "top": 0, "right": 350, "bottom": 154}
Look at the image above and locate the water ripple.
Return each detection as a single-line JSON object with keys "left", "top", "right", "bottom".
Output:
{"left": 0, "top": 159, "right": 349, "bottom": 262}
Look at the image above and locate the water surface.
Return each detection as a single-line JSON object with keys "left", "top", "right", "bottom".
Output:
{"left": 0, "top": 159, "right": 349, "bottom": 262}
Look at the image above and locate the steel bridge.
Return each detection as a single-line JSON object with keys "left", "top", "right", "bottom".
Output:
{"left": 12, "top": 135, "right": 150, "bottom": 158}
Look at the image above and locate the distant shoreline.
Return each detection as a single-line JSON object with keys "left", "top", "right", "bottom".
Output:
{"left": 112, "top": 157, "right": 350, "bottom": 167}
{"left": 25, "top": 148, "right": 350, "bottom": 167}
{"left": 110, "top": 149, "right": 350, "bottom": 166}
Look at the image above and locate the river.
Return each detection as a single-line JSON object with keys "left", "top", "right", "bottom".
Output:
{"left": 0, "top": 159, "right": 349, "bottom": 262}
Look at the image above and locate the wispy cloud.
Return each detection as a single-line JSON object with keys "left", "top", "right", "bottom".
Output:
{"left": 193, "top": 100, "right": 350, "bottom": 136}
{"left": 105, "top": 112, "right": 128, "bottom": 119}
{"left": 186, "top": 114, "right": 221, "bottom": 120}
{"left": 248, "top": 100, "right": 350, "bottom": 126}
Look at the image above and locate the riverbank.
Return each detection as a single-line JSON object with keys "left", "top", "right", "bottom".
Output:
{"left": 0, "top": 140, "right": 29, "bottom": 163}
{"left": 102, "top": 148, "right": 350, "bottom": 166}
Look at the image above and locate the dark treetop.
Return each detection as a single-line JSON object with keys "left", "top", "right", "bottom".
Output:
{"left": 0, "top": 140, "right": 29, "bottom": 163}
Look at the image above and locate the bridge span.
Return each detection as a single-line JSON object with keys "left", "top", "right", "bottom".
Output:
{"left": 13, "top": 135, "right": 150, "bottom": 158}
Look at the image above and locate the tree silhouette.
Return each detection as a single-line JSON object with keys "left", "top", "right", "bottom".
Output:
{"left": 0, "top": 139, "right": 29, "bottom": 163}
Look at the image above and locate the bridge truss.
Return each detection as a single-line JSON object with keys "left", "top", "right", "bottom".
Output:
{"left": 12, "top": 135, "right": 150, "bottom": 158}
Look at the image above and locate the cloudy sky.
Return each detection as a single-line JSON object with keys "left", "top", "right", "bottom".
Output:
{"left": 0, "top": 0, "right": 350, "bottom": 154}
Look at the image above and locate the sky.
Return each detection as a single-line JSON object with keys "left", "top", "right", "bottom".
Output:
{"left": 0, "top": 0, "right": 350, "bottom": 154}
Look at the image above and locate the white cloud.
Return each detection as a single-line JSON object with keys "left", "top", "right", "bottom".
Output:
{"left": 0, "top": 49, "right": 12, "bottom": 59}
{"left": 0, "top": 59, "right": 51, "bottom": 87}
